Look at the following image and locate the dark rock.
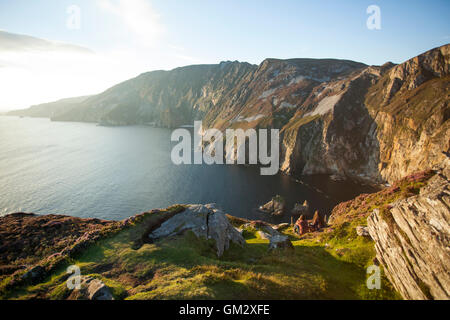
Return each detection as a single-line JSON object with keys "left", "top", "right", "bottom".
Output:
{"left": 21, "top": 265, "right": 46, "bottom": 284}
{"left": 291, "top": 201, "right": 310, "bottom": 216}
{"left": 77, "top": 276, "right": 114, "bottom": 300}
{"left": 268, "top": 235, "right": 294, "bottom": 251}
{"left": 259, "top": 196, "right": 286, "bottom": 215}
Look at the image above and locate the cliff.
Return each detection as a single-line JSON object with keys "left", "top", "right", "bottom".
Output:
{"left": 367, "top": 159, "right": 450, "bottom": 300}
{"left": 280, "top": 45, "right": 449, "bottom": 184}
{"left": 9, "top": 45, "right": 449, "bottom": 184}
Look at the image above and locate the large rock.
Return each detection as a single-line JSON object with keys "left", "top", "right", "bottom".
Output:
{"left": 291, "top": 201, "right": 310, "bottom": 216}
{"left": 356, "top": 226, "right": 371, "bottom": 238}
{"left": 268, "top": 235, "right": 294, "bottom": 251}
{"left": 77, "top": 276, "right": 114, "bottom": 300}
{"left": 367, "top": 162, "right": 450, "bottom": 300}
{"left": 21, "top": 265, "right": 46, "bottom": 284}
{"left": 149, "top": 204, "right": 245, "bottom": 257}
{"left": 259, "top": 196, "right": 286, "bottom": 215}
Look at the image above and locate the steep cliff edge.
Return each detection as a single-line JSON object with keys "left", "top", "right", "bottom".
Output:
{"left": 280, "top": 44, "right": 449, "bottom": 184}
{"left": 366, "top": 45, "right": 450, "bottom": 183}
{"left": 280, "top": 66, "right": 383, "bottom": 182}
{"left": 367, "top": 158, "right": 450, "bottom": 300}
{"left": 9, "top": 45, "right": 449, "bottom": 184}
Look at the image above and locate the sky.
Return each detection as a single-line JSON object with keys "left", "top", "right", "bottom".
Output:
{"left": 0, "top": 0, "right": 449, "bottom": 111}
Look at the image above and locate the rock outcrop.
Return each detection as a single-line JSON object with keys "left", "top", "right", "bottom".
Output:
{"left": 149, "top": 204, "right": 245, "bottom": 257}
{"left": 367, "top": 159, "right": 450, "bottom": 300}
{"left": 291, "top": 201, "right": 310, "bottom": 216}
{"left": 356, "top": 226, "right": 370, "bottom": 238}
{"left": 71, "top": 276, "right": 114, "bottom": 300}
{"left": 268, "top": 234, "right": 294, "bottom": 251}
{"left": 365, "top": 45, "right": 450, "bottom": 183}
{"left": 259, "top": 196, "right": 286, "bottom": 215}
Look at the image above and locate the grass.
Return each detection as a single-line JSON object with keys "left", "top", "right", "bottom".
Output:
{"left": 7, "top": 179, "right": 438, "bottom": 301}
{"left": 3, "top": 214, "right": 401, "bottom": 300}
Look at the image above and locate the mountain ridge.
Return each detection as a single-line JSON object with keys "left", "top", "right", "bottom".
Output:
{"left": 8, "top": 45, "right": 449, "bottom": 184}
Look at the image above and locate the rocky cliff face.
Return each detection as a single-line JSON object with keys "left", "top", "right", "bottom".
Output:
{"left": 8, "top": 96, "right": 90, "bottom": 118}
{"left": 366, "top": 45, "right": 450, "bottom": 183}
{"left": 52, "top": 61, "right": 258, "bottom": 127}
{"left": 367, "top": 159, "right": 450, "bottom": 300}
{"left": 279, "top": 66, "right": 384, "bottom": 182}
{"left": 280, "top": 45, "right": 449, "bottom": 184}
{"left": 11, "top": 45, "right": 449, "bottom": 184}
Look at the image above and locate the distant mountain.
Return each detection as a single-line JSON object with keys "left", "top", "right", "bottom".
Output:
{"left": 8, "top": 96, "right": 91, "bottom": 118}
{"left": 48, "top": 59, "right": 365, "bottom": 128}
{"left": 13, "top": 45, "right": 449, "bottom": 184}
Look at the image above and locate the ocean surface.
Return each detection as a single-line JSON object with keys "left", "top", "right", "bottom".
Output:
{"left": 0, "top": 116, "right": 377, "bottom": 223}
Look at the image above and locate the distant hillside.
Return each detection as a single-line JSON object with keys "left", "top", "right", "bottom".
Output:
{"left": 12, "top": 45, "right": 449, "bottom": 184}
{"left": 8, "top": 96, "right": 91, "bottom": 118}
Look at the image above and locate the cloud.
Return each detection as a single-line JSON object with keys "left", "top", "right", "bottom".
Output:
{"left": 0, "top": 31, "right": 93, "bottom": 54}
{"left": 0, "top": 31, "right": 143, "bottom": 110}
{"left": 0, "top": 28, "right": 207, "bottom": 111}
{"left": 97, "top": 0, "right": 164, "bottom": 47}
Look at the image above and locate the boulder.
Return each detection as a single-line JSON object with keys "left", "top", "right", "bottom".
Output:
{"left": 77, "top": 276, "right": 114, "bottom": 300}
{"left": 261, "top": 225, "right": 279, "bottom": 237}
{"left": 21, "top": 265, "right": 46, "bottom": 284}
{"left": 356, "top": 226, "right": 371, "bottom": 238}
{"left": 273, "top": 223, "right": 290, "bottom": 230}
{"left": 207, "top": 207, "right": 246, "bottom": 256}
{"left": 268, "top": 235, "right": 293, "bottom": 251}
{"left": 257, "top": 231, "right": 271, "bottom": 240}
{"left": 291, "top": 201, "right": 310, "bottom": 216}
{"left": 149, "top": 204, "right": 245, "bottom": 257}
{"left": 259, "top": 196, "right": 286, "bottom": 215}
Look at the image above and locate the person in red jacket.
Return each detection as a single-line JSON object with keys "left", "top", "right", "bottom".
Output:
{"left": 294, "top": 215, "right": 309, "bottom": 235}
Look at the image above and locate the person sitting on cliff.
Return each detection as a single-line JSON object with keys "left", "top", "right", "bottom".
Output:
{"left": 294, "top": 215, "right": 309, "bottom": 235}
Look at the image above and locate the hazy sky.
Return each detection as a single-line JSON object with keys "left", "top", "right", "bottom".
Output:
{"left": 0, "top": 0, "right": 449, "bottom": 111}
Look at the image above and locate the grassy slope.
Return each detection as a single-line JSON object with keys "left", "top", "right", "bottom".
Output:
{"left": 2, "top": 217, "right": 405, "bottom": 300}
{"left": 4, "top": 171, "right": 434, "bottom": 300}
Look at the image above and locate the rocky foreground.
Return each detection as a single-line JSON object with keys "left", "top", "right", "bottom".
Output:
{"left": 0, "top": 166, "right": 448, "bottom": 300}
{"left": 368, "top": 159, "right": 450, "bottom": 299}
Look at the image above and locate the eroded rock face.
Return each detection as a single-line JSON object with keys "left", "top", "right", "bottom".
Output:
{"left": 149, "top": 204, "right": 245, "bottom": 257}
{"left": 367, "top": 160, "right": 450, "bottom": 300}
{"left": 280, "top": 44, "right": 449, "bottom": 184}
{"left": 11, "top": 45, "right": 449, "bottom": 184}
